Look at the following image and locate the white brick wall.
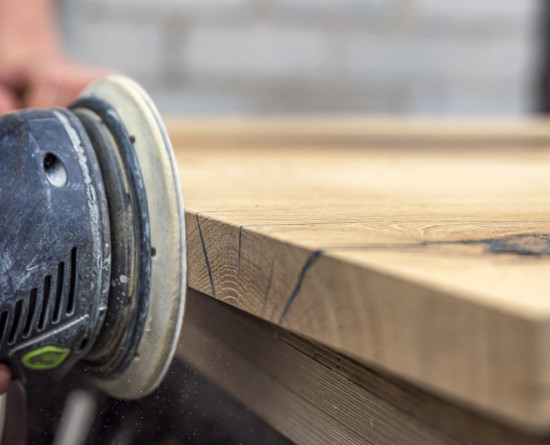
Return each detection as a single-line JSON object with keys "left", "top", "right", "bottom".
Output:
{"left": 59, "top": 0, "right": 542, "bottom": 114}
{"left": 185, "top": 25, "right": 327, "bottom": 79}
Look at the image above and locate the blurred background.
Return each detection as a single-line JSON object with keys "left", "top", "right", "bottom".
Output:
{"left": 58, "top": 0, "right": 542, "bottom": 115}
{"left": 26, "top": 1, "right": 543, "bottom": 443}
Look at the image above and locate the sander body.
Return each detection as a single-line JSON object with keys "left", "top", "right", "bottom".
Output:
{"left": 0, "top": 76, "right": 186, "bottom": 400}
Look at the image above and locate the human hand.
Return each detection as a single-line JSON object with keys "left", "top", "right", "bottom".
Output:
{"left": 0, "top": 0, "right": 113, "bottom": 114}
{"left": 0, "top": 59, "right": 112, "bottom": 113}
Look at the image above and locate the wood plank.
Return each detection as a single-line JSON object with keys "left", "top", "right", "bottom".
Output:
{"left": 165, "top": 116, "right": 550, "bottom": 146}
{"left": 169, "top": 118, "right": 550, "bottom": 431}
{"left": 178, "top": 289, "right": 550, "bottom": 445}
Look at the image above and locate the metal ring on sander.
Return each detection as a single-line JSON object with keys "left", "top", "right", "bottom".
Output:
{"left": 73, "top": 76, "right": 186, "bottom": 399}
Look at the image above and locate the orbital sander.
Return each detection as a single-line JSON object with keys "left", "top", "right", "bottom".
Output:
{"left": 0, "top": 75, "right": 186, "bottom": 401}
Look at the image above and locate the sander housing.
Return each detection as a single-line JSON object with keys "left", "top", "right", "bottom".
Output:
{"left": 0, "top": 76, "right": 186, "bottom": 399}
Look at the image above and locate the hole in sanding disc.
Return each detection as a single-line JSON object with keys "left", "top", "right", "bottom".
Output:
{"left": 43, "top": 153, "right": 67, "bottom": 187}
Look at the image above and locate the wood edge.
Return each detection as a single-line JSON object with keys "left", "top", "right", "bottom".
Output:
{"left": 185, "top": 210, "right": 550, "bottom": 432}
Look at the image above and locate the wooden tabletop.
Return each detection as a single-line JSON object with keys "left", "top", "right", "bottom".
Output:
{"left": 167, "top": 117, "right": 550, "bottom": 433}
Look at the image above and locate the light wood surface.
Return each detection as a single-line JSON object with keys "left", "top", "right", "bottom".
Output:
{"left": 169, "top": 117, "right": 550, "bottom": 432}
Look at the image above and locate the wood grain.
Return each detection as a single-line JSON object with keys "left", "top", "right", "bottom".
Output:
{"left": 169, "top": 118, "right": 550, "bottom": 431}
{"left": 178, "top": 289, "right": 550, "bottom": 445}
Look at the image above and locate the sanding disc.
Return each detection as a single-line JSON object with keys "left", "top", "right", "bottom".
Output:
{"left": 79, "top": 76, "right": 186, "bottom": 399}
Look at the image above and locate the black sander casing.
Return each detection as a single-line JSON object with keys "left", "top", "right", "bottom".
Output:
{"left": 0, "top": 76, "right": 186, "bottom": 398}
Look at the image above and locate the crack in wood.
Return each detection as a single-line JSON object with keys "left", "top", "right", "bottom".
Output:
{"left": 319, "top": 234, "right": 550, "bottom": 257}
{"left": 195, "top": 212, "right": 216, "bottom": 299}
{"left": 237, "top": 225, "right": 243, "bottom": 277}
{"left": 278, "top": 250, "right": 323, "bottom": 326}
{"left": 261, "top": 261, "right": 275, "bottom": 318}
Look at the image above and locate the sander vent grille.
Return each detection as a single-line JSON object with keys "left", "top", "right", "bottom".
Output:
{"left": 0, "top": 312, "right": 6, "bottom": 345}
{"left": 8, "top": 300, "right": 22, "bottom": 344}
{"left": 0, "top": 247, "right": 79, "bottom": 347}
{"left": 25, "top": 290, "right": 37, "bottom": 336}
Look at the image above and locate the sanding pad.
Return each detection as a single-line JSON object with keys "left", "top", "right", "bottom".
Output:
{"left": 79, "top": 76, "right": 186, "bottom": 399}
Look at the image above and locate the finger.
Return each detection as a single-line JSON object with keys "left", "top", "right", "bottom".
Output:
{"left": 25, "top": 67, "right": 62, "bottom": 108}
{"left": 0, "top": 66, "right": 26, "bottom": 92}
{"left": 26, "top": 82, "right": 58, "bottom": 109}
{"left": 49, "top": 71, "right": 86, "bottom": 108}
{"left": 26, "top": 63, "right": 113, "bottom": 109}
{"left": 0, "top": 363, "right": 11, "bottom": 395}
{"left": 53, "top": 65, "right": 113, "bottom": 106}
{"left": 0, "top": 84, "right": 18, "bottom": 114}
